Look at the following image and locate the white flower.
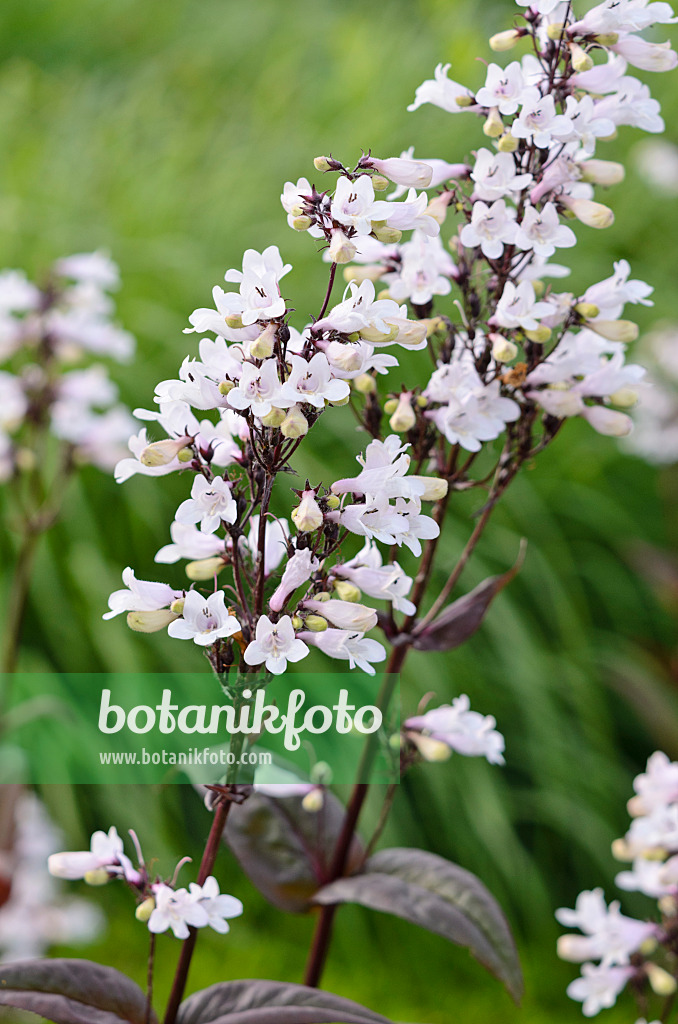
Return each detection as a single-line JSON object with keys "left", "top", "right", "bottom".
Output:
{"left": 515, "top": 203, "right": 577, "bottom": 258}
{"left": 560, "top": 96, "right": 616, "bottom": 154}
{"left": 572, "top": 0, "right": 677, "bottom": 34}
{"left": 302, "top": 598, "right": 378, "bottom": 632}
{"left": 279, "top": 353, "right": 349, "bottom": 408}
{"left": 227, "top": 359, "right": 284, "bottom": 418}
{"left": 245, "top": 515, "right": 289, "bottom": 574}
{"left": 405, "top": 696, "right": 505, "bottom": 764}
{"left": 384, "top": 230, "right": 456, "bottom": 306}
{"left": 243, "top": 615, "right": 309, "bottom": 674}
{"left": 616, "top": 855, "right": 678, "bottom": 897}
{"left": 593, "top": 77, "right": 665, "bottom": 134}
{"left": 611, "top": 34, "right": 678, "bottom": 72}
{"left": 492, "top": 281, "right": 553, "bottom": 331}
{"left": 566, "top": 963, "right": 634, "bottom": 1016}
{"left": 471, "top": 149, "right": 533, "bottom": 202}
{"left": 460, "top": 200, "right": 517, "bottom": 260}
{"left": 556, "top": 888, "right": 657, "bottom": 966}
{"left": 221, "top": 246, "right": 291, "bottom": 326}
{"left": 331, "top": 434, "right": 413, "bottom": 500}
{"left": 55, "top": 251, "right": 120, "bottom": 290}
{"left": 407, "top": 63, "right": 476, "bottom": 113}
{"left": 336, "top": 541, "right": 416, "bottom": 615}
{"left": 511, "top": 89, "right": 573, "bottom": 149}
{"left": 331, "top": 175, "right": 390, "bottom": 236}
{"left": 175, "top": 475, "right": 237, "bottom": 534}
{"left": 382, "top": 188, "right": 440, "bottom": 237}
{"left": 583, "top": 260, "right": 653, "bottom": 320}
{"left": 155, "top": 522, "right": 227, "bottom": 564}
{"left": 631, "top": 751, "right": 678, "bottom": 815}
{"left": 364, "top": 155, "right": 434, "bottom": 188}
{"left": 515, "top": 0, "right": 563, "bottom": 13}
{"left": 189, "top": 876, "right": 243, "bottom": 934}
{"left": 475, "top": 62, "right": 527, "bottom": 115}
{"left": 103, "top": 568, "right": 183, "bottom": 620}
{"left": 0, "top": 372, "right": 27, "bottom": 431}
{"left": 48, "top": 827, "right": 140, "bottom": 884}
{"left": 148, "top": 884, "right": 209, "bottom": 940}
{"left": 269, "top": 548, "right": 321, "bottom": 612}
{"left": 167, "top": 590, "right": 241, "bottom": 646}
{"left": 299, "top": 628, "right": 386, "bottom": 674}
{"left": 385, "top": 147, "right": 470, "bottom": 200}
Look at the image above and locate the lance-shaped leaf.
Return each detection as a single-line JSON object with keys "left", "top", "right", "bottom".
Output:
{"left": 313, "top": 847, "right": 523, "bottom": 1003}
{"left": 409, "top": 541, "right": 526, "bottom": 652}
{"left": 0, "top": 958, "right": 157, "bottom": 1024}
{"left": 177, "top": 979, "right": 393, "bottom": 1024}
{"left": 224, "top": 791, "right": 363, "bottom": 914}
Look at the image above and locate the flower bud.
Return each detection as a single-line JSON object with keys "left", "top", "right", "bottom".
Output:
{"left": 291, "top": 490, "right": 324, "bottom": 532}
{"left": 483, "top": 107, "right": 504, "bottom": 138}
{"left": 646, "top": 963, "right": 677, "bottom": 997}
{"left": 218, "top": 380, "right": 235, "bottom": 395}
{"left": 455, "top": 94, "right": 474, "bottom": 107}
{"left": 333, "top": 580, "right": 362, "bottom": 603}
{"left": 169, "top": 598, "right": 185, "bottom": 615}
{"left": 569, "top": 42, "right": 594, "bottom": 71}
{"left": 416, "top": 395, "right": 428, "bottom": 408}
{"left": 366, "top": 157, "right": 433, "bottom": 188}
{"left": 304, "top": 614, "right": 329, "bottom": 632}
{"left": 84, "top": 869, "right": 110, "bottom": 886}
{"left": 177, "top": 447, "right": 194, "bottom": 463}
{"left": 579, "top": 160, "right": 625, "bottom": 186}
{"left": 393, "top": 320, "right": 427, "bottom": 348}
{"left": 354, "top": 373, "right": 377, "bottom": 395}
{"left": 383, "top": 398, "right": 398, "bottom": 414}
{"left": 524, "top": 325, "right": 552, "bottom": 344}
{"left": 328, "top": 230, "right": 357, "bottom": 264}
{"left": 260, "top": 406, "right": 287, "bottom": 427}
{"left": 574, "top": 302, "right": 600, "bottom": 319}
{"left": 280, "top": 405, "right": 309, "bottom": 438}
{"left": 249, "top": 323, "right": 277, "bottom": 359}
{"left": 292, "top": 215, "right": 313, "bottom": 231}
{"left": 185, "top": 556, "right": 226, "bottom": 581}
{"left": 583, "top": 405, "right": 633, "bottom": 437}
{"left": 325, "top": 494, "right": 341, "bottom": 510}
{"left": 409, "top": 476, "right": 449, "bottom": 501}
{"left": 225, "top": 313, "right": 244, "bottom": 329}
{"left": 561, "top": 196, "right": 614, "bottom": 229}
{"left": 314, "top": 156, "right": 333, "bottom": 172}
{"left": 491, "top": 333, "right": 518, "bottom": 362}
{"left": 640, "top": 936, "right": 659, "bottom": 956}
{"left": 135, "top": 897, "right": 156, "bottom": 922}
{"left": 610, "top": 388, "right": 639, "bottom": 408}
{"left": 343, "top": 265, "right": 386, "bottom": 284}
{"left": 611, "top": 837, "right": 633, "bottom": 861}
{"left": 497, "top": 132, "right": 518, "bottom": 153}
{"left": 586, "top": 320, "right": 639, "bottom": 343}
{"left": 127, "top": 609, "right": 179, "bottom": 633}
{"left": 139, "top": 435, "right": 192, "bottom": 467}
{"left": 371, "top": 223, "right": 403, "bottom": 244}
{"left": 371, "top": 175, "right": 390, "bottom": 191}
{"left": 489, "top": 29, "right": 521, "bottom": 51}
{"left": 546, "top": 22, "right": 568, "bottom": 39}
{"left": 593, "top": 32, "right": 619, "bottom": 44}
{"left": 407, "top": 731, "right": 452, "bottom": 762}
{"left": 291, "top": 614, "right": 303, "bottom": 630}
{"left": 532, "top": 280, "right": 546, "bottom": 297}
{"left": 302, "top": 788, "right": 325, "bottom": 813}
{"left": 389, "top": 393, "right": 416, "bottom": 432}
{"left": 659, "top": 895, "right": 678, "bottom": 917}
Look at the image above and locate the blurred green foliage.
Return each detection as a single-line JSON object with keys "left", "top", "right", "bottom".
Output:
{"left": 0, "top": 0, "right": 677, "bottom": 1020}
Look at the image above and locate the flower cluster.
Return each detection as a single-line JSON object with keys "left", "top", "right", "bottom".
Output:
{"left": 47, "top": 825, "right": 243, "bottom": 942}
{"left": 557, "top": 752, "right": 678, "bottom": 1016}
{"left": 0, "top": 252, "right": 135, "bottom": 481}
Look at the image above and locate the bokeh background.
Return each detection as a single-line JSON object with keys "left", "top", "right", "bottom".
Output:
{"left": 1, "top": 0, "right": 677, "bottom": 1020}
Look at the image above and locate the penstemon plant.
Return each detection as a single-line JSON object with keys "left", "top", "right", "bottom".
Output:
{"left": 1, "top": 0, "right": 676, "bottom": 1022}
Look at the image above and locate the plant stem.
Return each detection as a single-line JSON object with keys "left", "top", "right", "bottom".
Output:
{"left": 145, "top": 933, "right": 156, "bottom": 1024}
{"left": 1, "top": 527, "right": 40, "bottom": 675}
{"left": 163, "top": 797, "right": 231, "bottom": 1024}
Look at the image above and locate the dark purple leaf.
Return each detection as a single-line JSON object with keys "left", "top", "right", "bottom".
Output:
{"left": 0, "top": 959, "right": 156, "bottom": 1024}
{"left": 177, "top": 980, "right": 393, "bottom": 1024}
{"left": 313, "top": 847, "right": 523, "bottom": 1003}
{"left": 410, "top": 542, "right": 526, "bottom": 652}
{"left": 224, "top": 791, "right": 363, "bottom": 914}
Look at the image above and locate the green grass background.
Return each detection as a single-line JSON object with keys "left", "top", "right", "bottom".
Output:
{"left": 1, "top": 0, "right": 678, "bottom": 1021}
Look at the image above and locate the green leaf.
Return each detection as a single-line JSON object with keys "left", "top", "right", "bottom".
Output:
{"left": 0, "top": 958, "right": 157, "bottom": 1023}
{"left": 313, "top": 847, "right": 523, "bottom": 1003}
{"left": 224, "top": 791, "right": 363, "bottom": 914}
{"left": 177, "top": 979, "right": 393, "bottom": 1024}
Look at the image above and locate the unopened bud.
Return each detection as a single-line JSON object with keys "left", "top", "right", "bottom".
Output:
{"left": 328, "top": 230, "right": 357, "bottom": 264}
{"left": 483, "top": 107, "right": 504, "bottom": 138}
{"left": 659, "top": 895, "right": 678, "bottom": 917}
{"left": 569, "top": 42, "right": 594, "bottom": 71}
{"left": 575, "top": 302, "right": 600, "bottom": 319}
{"left": 490, "top": 333, "right": 519, "bottom": 362}
{"left": 455, "top": 94, "right": 474, "bottom": 107}
{"left": 280, "top": 405, "right": 309, "bottom": 438}
{"left": 260, "top": 406, "right": 287, "bottom": 427}
{"left": 224, "top": 313, "right": 243, "bottom": 329}
{"left": 291, "top": 615, "right": 303, "bottom": 630}
{"left": 383, "top": 398, "right": 398, "bottom": 414}
{"left": 586, "top": 319, "right": 639, "bottom": 343}
{"left": 489, "top": 29, "right": 522, "bottom": 51}
{"left": 497, "top": 132, "right": 518, "bottom": 153}
{"left": 185, "top": 556, "right": 225, "bottom": 581}
{"left": 84, "top": 869, "right": 110, "bottom": 886}
{"left": 407, "top": 731, "right": 451, "bottom": 762}
{"left": 177, "top": 447, "right": 194, "bottom": 463}
{"left": 127, "top": 609, "right": 179, "bottom": 633}
{"left": 250, "top": 324, "right": 277, "bottom": 359}
{"left": 354, "top": 373, "right": 377, "bottom": 394}
{"left": 524, "top": 325, "right": 552, "bottom": 344}
{"left": 135, "top": 897, "right": 156, "bottom": 922}
{"left": 593, "top": 31, "right": 619, "bottom": 44}
{"left": 333, "top": 580, "right": 362, "bottom": 602}
{"left": 371, "top": 175, "right": 390, "bottom": 191}
{"left": 218, "top": 380, "right": 235, "bottom": 395}
{"left": 416, "top": 395, "right": 428, "bottom": 408}
{"left": 532, "top": 280, "right": 546, "bottom": 297}
{"left": 314, "top": 156, "right": 332, "bottom": 172}
{"left": 578, "top": 159, "right": 625, "bottom": 186}
{"left": 610, "top": 388, "right": 638, "bottom": 408}
{"left": 305, "top": 614, "right": 329, "bottom": 632}
{"left": 389, "top": 393, "right": 416, "bottom": 432}
{"left": 169, "top": 598, "right": 185, "bottom": 615}
{"left": 371, "top": 223, "right": 403, "bottom": 244}
{"left": 611, "top": 837, "right": 633, "bottom": 861}
{"left": 646, "top": 963, "right": 677, "bottom": 996}
{"left": 325, "top": 494, "right": 341, "bottom": 510}
{"left": 640, "top": 936, "right": 659, "bottom": 957}
{"left": 302, "top": 788, "right": 325, "bottom": 813}
{"left": 561, "top": 195, "right": 614, "bottom": 229}
{"left": 292, "top": 215, "right": 312, "bottom": 231}
{"left": 291, "top": 490, "right": 324, "bottom": 532}
{"left": 139, "top": 436, "right": 192, "bottom": 467}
